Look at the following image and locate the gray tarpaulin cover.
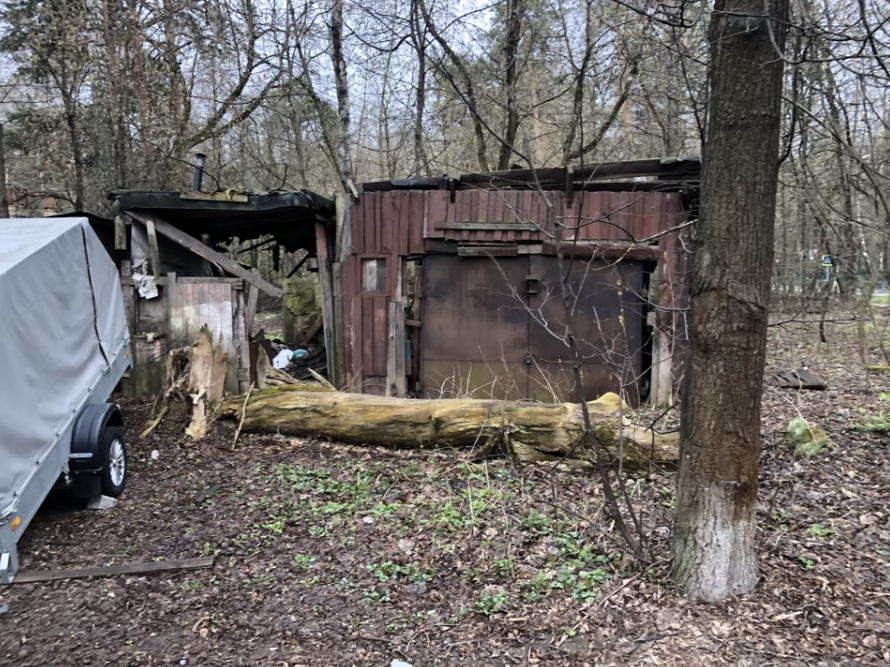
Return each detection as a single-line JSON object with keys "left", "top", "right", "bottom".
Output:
{"left": 0, "top": 218, "right": 129, "bottom": 521}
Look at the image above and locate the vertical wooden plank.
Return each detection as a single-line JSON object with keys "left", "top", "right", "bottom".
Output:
{"left": 649, "top": 328, "right": 672, "bottom": 407}
{"left": 409, "top": 192, "right": 424, "bottom": 253}
{"left": 361, "top": 297, "right": 374, "bottom": 385}
{"left": 351, "top": 295, "right": 363, "bottom": 391}
{"left": 245, "top": 285, "right": 259, "bottom": 337}
{"left": 145, "top": 215, "right": 161, "bottom": 281}
{"left": 382, "top": 191, "right": 394, "bottom": 254}
{"left": 488, "top": 189, "right": 502, "bottom": 243}
{"left": 398, "top": 192, "right": 410, "bottom": 256}
{"left": 591, "top": 191, "right": 605, "bottom": 240}
{"left": 457, "top": 191, "right": 470, "bottom": 243}
{"left": 386, "top": 300, "right": 407, "bottom": 397}
{"left": 373, "top": 295, "right": 388, "bottom": 376}
{"left": 315, "top": 221, "right": 337, "bottom": 385}
{"left": 375, "top": 192, "right": 384, "bottom": 254}
{"left": 332, "top": 260, "right": 345, "bottom": 387}
{"left": 353, "top": 197, "right": 365, "bottom": 254}
{"left": 341, "top": 256, "right": 355, "bottom": 388}
{"left": 517, "top": 191, "right": 528, "bottom": 241}
{"left": 473, "top": 190, "right": 494, "bottom": 242}
{"left": 234, "top": 283, "right": 250, "bottom": 394}
{"left": 425, "top": 191, "right": 444, "bottom": 240}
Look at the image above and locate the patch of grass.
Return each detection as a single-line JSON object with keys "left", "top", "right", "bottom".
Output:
{"left": 520, "top": 509, "right": 553, "bottom": 534}
{"left": 492, "top": 558, "right": 515, "bottom": 578}
{"left": 466, "top": 590, "right": 509, "bottom": 616}
{"left": 853, "top": 412, "right": 890, "bottom": 433}
{"left": 798, "top": 556, "right": 815, "bottom": 570}
{"left": 365, "top": 560, "right": 435, "bottom": 584}
{"left": 520, "top": 571, "right": 548, "bottom": 602}
{"left": 806, "top": 523, "right": 835, "bottom": 538}
{"left": 358, "top": 590, "right": 392, "bottom": 605}
{"left": 293, "top": 553, "right": 316, "bottom": 571}
{"left": 180, "top": 579, "right": 205, "bottom": 592}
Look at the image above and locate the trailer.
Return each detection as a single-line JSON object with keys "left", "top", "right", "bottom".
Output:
{"left": 0, "top": 217, "right": 132, "bottom": 584}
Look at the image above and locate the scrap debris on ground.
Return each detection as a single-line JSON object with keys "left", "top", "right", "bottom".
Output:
{"left": 1, "top": 313, "right": 889, "bottom": 666}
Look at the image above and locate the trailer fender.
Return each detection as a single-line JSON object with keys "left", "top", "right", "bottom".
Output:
{"left": 70, "top": 404, "right": 124, "bottom": 475}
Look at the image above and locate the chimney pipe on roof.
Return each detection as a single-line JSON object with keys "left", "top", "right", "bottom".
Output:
{"left": 193, "top": 153, "right": 207, "bottom": 192}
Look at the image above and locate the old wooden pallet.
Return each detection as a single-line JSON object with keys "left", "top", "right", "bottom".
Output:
{"left": 766, "top": 369, "right": 826, "bottom": 390}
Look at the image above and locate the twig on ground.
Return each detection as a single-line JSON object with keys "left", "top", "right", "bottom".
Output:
{"left": 231, "top": 384, "right": 255, "bottom": 449}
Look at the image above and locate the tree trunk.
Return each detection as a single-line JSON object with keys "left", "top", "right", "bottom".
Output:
{"left": 496, "top": 0, "right": 524, "bottom": 171}
{"left": 329, "top": 0, "right": 353, "bottom": 190}
{"left": 672, "top": 0, "right": 788, "bottom": 602}
{"left": 216, "top": 389, "right": 678, "bottom": 468}
{"left": 0, "top": 123, "right": 8, "bottom": 218}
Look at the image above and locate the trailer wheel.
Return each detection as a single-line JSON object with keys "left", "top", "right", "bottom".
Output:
{"left": 100, "top": 426, "right": 127, "bottom": 497}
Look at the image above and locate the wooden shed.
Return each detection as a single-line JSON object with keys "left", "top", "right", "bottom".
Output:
{"left": 337, "top": 158, "right": 699, "bottom": 406}
{"left": 108, "top": 188, "right": 335, "bottom": 397}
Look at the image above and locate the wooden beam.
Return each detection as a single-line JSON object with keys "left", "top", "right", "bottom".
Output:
{"left": 127, "top": 211, "right": 284, "bottom": 299}
{"left": 457, "top": 245, "right": 519, "bottom": 257}
{"left": 246, "top": 285, "right": 259, "bottom": 337}
{"left": 540, "top": 241, "right": 659, "bottom": 262}
{"left": 179, "top": 190, "right": 249, "bottom": 203}
{"left": 286, "top": 251, "right": 312, "bottom": 279}
{"left": 145, "top": 217, "right": 161, "bottom": 282}
{"left": 437, "top": 222, "right": 539, "bottom": 231}
{"left": 114, "top": 215, "right": 127, "bottom": 251}
{"left": 314, "top": 221, "right": 337, "bottom": 386}
{"left": 12, "top": 557, "right": 215, "bottom": 584}
{"left": 299, "top": 312, "right": 324, "bottom": 346}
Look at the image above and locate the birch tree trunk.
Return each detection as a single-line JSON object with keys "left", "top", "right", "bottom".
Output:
{"left": 672, "top": 0, "right": 789, "bottom": 602}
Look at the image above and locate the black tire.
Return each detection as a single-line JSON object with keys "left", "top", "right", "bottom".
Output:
{"left": 100, "top": 426, "right": 127, "bottom": 497}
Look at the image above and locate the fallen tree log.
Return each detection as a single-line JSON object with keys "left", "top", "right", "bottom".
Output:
{"left": 216, "top": 389, "right": 678, "bottom": 468}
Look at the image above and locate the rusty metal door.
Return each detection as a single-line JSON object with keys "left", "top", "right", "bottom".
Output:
{"left": 421, "top": 255, "right": 529, "bottom": 399}
{"left": 421, "top": 254, "right": 645, "bottom": 403}
{"left": 526, "top": 256, "right": 645, "bottom": 404}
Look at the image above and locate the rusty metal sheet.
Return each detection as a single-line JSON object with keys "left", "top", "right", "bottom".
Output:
{"left": 421, "top": 255, "right": 528, "bottom": 399}
{"left": 527, "top": 255, "right": 645, "bottom": 405}
{"left": 422, "top": 361, "right": 529, "bottom": 401}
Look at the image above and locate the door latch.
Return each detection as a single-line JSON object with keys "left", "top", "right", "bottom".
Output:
{"left": 524, "top": 274, "right": 540, "bottom": 295}
{"left": 525, "top": 354, "right": 532, "bottom": 365}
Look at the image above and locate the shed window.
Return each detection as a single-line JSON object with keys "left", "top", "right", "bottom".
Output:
{"left": 361, "top": 258, "right": 387, "bottom": 292}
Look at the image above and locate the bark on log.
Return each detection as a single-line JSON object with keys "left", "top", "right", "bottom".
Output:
{"left": 216, "top": 389, "right": 678, "bottom": 468}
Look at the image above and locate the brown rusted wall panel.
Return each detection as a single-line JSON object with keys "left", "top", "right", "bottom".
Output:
{"left": 425, "top": 191, "right": 447, "bottom": 239}
{"left": 409, "top": 192, "right": 425, "bottom": 253}
{"left": 343, "top": 187, "right": 689, "bottom": 397}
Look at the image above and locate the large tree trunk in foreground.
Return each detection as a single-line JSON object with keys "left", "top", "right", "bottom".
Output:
{"left": 217, "top": 389, "right": 678, "bottom": 468}
{"left": 672, "top": 0, "right": 788, "bottom": 602}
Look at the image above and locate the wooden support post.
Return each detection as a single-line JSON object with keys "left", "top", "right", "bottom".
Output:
{"left": 234, "top": 283, "right": 250, "bottom": 394}
{"left": 245, "top": 285, "right": 259, "bottom": 337}
{"left": 650, "top": 328, "right": 673, "bottom": 407}
{"left": 386, "top": 301, "right": 407, "bottom": 397}
{"left": 145, "top": 216, "right": 161, "bottom": 282}
{"left": 114, "top": 215, "right": 127, "bottom": 251}
{"left": 315, "top": 221, "right": 337, "bottom": 386}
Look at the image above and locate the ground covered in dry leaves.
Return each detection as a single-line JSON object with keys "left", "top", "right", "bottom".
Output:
{"left": 2, "top": 314, "right": 889, "bottom": 666}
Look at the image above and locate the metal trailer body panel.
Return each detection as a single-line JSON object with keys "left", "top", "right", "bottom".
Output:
{"left": 0, "top": 217, "right": 131, "bottom": 584}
